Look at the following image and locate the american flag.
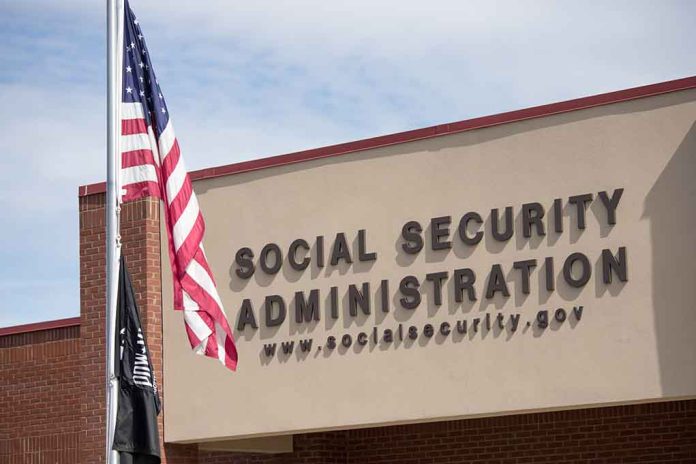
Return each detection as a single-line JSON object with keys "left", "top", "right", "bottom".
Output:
{"left": 119, "top": 0, "right": 237, "bottom": 371}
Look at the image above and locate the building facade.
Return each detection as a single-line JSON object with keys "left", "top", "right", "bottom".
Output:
{"left": 2, "top": 77, "right": 696, "bottom": 463}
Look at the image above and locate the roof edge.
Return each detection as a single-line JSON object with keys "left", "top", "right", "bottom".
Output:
{"left": 0, "top": 316, "right": 81, "bottom": 337}
{"left": 78, "top": 75, "right": 696, "bottom": 197}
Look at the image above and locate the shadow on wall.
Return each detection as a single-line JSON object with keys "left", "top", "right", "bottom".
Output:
{"left": 644, "top": 122, "right": 696, "bottom": 397}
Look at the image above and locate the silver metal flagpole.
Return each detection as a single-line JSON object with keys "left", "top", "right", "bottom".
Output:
{"left": 106, "top": 0, "right": 123, "bottom": 463}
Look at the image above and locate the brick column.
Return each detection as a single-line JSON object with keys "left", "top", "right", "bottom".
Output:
{"left": 78, "top": 192, "right": 107, "bottom": 464}
{"left": 79, "top": 194, "right": 187, "bottom": 463}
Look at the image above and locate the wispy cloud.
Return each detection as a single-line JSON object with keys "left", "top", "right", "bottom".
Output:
{"left": 0, "top": 0, "right": 694, "bottom": 326}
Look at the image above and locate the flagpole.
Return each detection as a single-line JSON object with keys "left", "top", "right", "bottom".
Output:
{"left": 106, "top": 0, "right": 123, "bottom": 463}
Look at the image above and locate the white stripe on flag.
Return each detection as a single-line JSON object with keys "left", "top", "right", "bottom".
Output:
{"left": 121, "top": 102, "right": 145, "bottom": 119}
{"left": 158, "top": 122, "right": 177, "bottom": 160}
{"left": 185, "top": 258, "right": 224, "bottom": 311}
{"left": 215, "top": 322, "right": 227, "bottom": 363}
{"left": 165, "top": 155, "right": 187, "bottom": 205}
{"left": 172, "top": 194, "right": 199, "bottom": 251}
{"left": 121, "top": 133, "right": 152, "bottom": 153}
{"left": 121, "top": 164, "right": 158, "bottom": 186}
{"left": 182, "top": 289, "right": 200, "bottom": 311}
{"left": 183, "top": 308, "right": 213, "bottom": 352}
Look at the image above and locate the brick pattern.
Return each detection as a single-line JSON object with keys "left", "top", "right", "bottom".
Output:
{"left": 78, "top": 192, "right": 108, "bottom": 464}
{"left": 344, "top": 400, "right": 696, "bottom": 464}
{"left": 208, "top": 432, "right": 349, "bottom": 464}
{"left": 189, "top": 401, "right": 696, "bottom": 464}
{"left": 0, "top": 432, "right": 80, "bottom": 464}
{"left": 78, "top": 194, "right": 176, "bottom": 463}
{"left": 199, "top": 432, "right": 348, "bottom": 464}
{"left": 0, "top": 325, "right": 79, "bottom": 349}
{"left": 0, "top": 324, "right": 81, "bottom": 464}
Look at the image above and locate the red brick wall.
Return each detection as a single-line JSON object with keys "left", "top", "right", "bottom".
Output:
{"left": 2, "top": 189, "right": 695, "bottom": 463}
{"left": 344, "top": 400, "right": 696, "bottom": 464}
{"left": 0, "top": 325, "right": 81, "bottom": 463}
{"left": 198, "top": 432, "right": 348, "bottom": 464}
{"left": 189, "top": 400, "right": 696, "bottom": 464}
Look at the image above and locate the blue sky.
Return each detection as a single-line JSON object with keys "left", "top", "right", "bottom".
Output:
{"left": 0, "top": 0, "right": 694, "bottom": 327}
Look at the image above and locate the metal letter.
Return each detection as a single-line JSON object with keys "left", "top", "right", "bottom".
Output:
{"left": 426, "top": 271, "right": 448, "bottom": 306}
{"left": 568, "top": 193, "right": 593, "bottom": 230}
{"left": 458, "top": 212, "right": 484, "bottom": 246}
{"left": 399, "top": 276, "right": 421, "bottom": 310}
{"left": 602, "top": 247, "right": 628, "bottom": 284}
{"left": 522, "top": 202, "right": 546, "bottom": 238}
{"left": 358, "top": 229, "right": 377, "bottom": 262}
{"left": 260, "top": 243, "right": 282, "bottom": 274}
{"left": 453, "top": 268, "right": 477, "bottom": 302}
{"left": 288, "top": 239, "right": 310, "bottom": 271}
{"left": 236, "top": 298, "right": 258, "bottom": 330}
{"left": 562, "top": 252, "right": 591, "bottom": 288}
{"left": 294, "top": 289, "right": 320, "bottom": 323}
{"left": 265, "top": 295, "right": 286, "bottom": 327}
{"left": 401, "top": 221, "right": 424, "bottom": 254}
{"left": 485, "top": 264, "right": 510, "bottom": 299}
{"left": 430, "top": 216, "right": 452, "bottom": 250}
{"left": 330, "top": 232, "right": 353, "bottom": 265}
{"left": 234, "top": 247, "right": 255, "bottom": 279}
{"left": 491, "top": 207, "right": 513, "bottom": 241}
{"left": 348, "top": 282, "right": 370, "bottom": 316}
{"left": 513, "top": 259, "right": 537, "bottom": 294}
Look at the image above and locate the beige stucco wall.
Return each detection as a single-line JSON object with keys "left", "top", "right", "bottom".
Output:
{"left": 162, "top": 88, "right": 696, "bottom": 443}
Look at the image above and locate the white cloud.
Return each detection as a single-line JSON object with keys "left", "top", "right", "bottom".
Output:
{"left": 0, "top": 0, "right": 694, "bottom": 326}
{"left": 0, "top": 85, "right": 103, "bottom": 212}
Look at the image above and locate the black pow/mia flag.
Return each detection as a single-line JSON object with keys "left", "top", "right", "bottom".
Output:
{"left": 113, "top": 256, "right": 161, "bottom": 464}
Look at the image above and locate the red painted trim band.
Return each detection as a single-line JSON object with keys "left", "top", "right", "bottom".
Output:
{"left": 0, "top": 317, "right": 81, "bottom": 337}
{"left": 78, "top": 75, "right": 696, "bottom": 197}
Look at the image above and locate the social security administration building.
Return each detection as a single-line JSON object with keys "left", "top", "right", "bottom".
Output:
{"left": 1, "top": 77, "right": 695, "bottom": 463}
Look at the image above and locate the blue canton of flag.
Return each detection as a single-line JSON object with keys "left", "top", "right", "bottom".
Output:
{"left": 122, "top": 7, "right": 168, "bottom": 135}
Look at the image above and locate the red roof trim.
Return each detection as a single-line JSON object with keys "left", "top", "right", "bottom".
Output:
{"left": 78, "top": 75, "right": 696, "bottom": 197}
{"left": 0, "top": 317, "right": 81, "bottom": 337}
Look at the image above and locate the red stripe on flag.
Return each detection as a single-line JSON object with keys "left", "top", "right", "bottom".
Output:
{"left": 224, "top": 334, "right": 238, "bottom": 370}
{"left": 121, "top": 181, "right": 161, "bottom": 202}
{"left": 174, "top": 212, "right": 205, "bottom": 278}
{"left": 159, "top": 137, "right": 181, "bottom": 177}
{"left": 205, "top": 332, "right": 219, "bottom": 360}
{"left": 122, "top": 149, "right": 157, "bottom": 169}
{"left": 180, "top": 262, "right": 221, "bottom": 313}
{"left": 184, "top": 322, "right": 202, "bottom": 352}
{"left": 193, "top": 252, "right": 215, "bottom": 284}
{"left": 122, "top": 118, "right": 148, "bottom": 135}
{"left": 168, "top": 177, "right": 194, "bottom": 228}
